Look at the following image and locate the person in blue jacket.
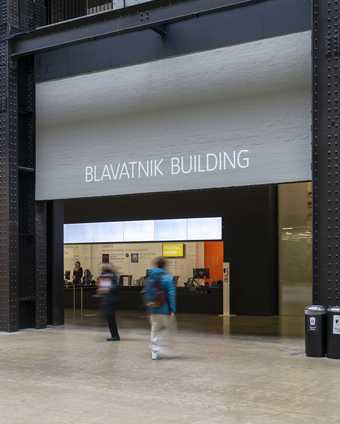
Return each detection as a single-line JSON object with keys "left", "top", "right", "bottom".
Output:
{"left": 145, "top": 257, "right": 176, "bottom": 360}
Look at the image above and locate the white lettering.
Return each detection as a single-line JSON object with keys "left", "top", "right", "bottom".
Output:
{"left": 171, "top": 157, "right": 181, "bottom": 175}
{"left": 193, "top": 155, "right": 197, "bottom": 173}
{"left": 129, "top": 161, "right": 137, "bottom": 179}
{"left": 197, "top": 155, "right": 206, "bottom": 173}
{"left": 237, "top": 150, "right": 250, "bottom": 168}
{"left": 218, "top": 152, "right": 222, "bottom": 171}
{"left": 94, "top": 166, "right": 101, "bottom": 182}
{"left": 181, "top": 156, "right": 193, "bottom": 174}
{"left": 110, "top": 163, "right": 120, "bottom": 180}
{"left": 155, "top": 159, "right": 164, "bottom": 176}
{"left": 138, "top": 161, "right": 149, "bottom": 178}
{"left": 101, "top": 164, "right": 111, "bottom": 181}
{"left": 223, "top": 151, "right": 236, "bottom": 169}
{"left": 84, "top": 149, "right": 250, "bottom": 184}
{"left": 206, "top": 153, "right": 218, "bottom": 172}
{"left": 119, "top": 162, "right": 130, "bottom": 180}
{"left": 85, "top": 166, "right": 94, "bottom": 183}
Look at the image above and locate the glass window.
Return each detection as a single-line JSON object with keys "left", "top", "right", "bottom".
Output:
{"left": 64, "top": 217, "right": 222, "bottom": 244}
{"left": 278, "top": 182, "right": 312, "bottom": 316}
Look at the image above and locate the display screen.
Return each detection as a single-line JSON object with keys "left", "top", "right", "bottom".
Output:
{"left": 64, "top": 217, "right": 222, "bottom": 244}
{"left": 123, "top": 220, "right": 155, "bottom": 242}
{"left": 188, "top": 218, "right": 222, "bottom": 241}
{"left": 162, "top": 243, "right": 184, "bottom": 258}
{"left": 154, "top": 219, "right": 187, "bottom": 241}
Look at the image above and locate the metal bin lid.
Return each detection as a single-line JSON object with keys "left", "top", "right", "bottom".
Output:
{"left": 305, "top": 305, "right": 326, "bottom": 315}
{"left": 327, "top": 306, "right": 340, "bottom": 313}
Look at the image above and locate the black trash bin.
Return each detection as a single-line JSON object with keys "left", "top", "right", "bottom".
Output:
{"left": 305, "top": 305, "right": 327, "bottom": 357}
{"left": 327, "top": 306, "right": 340, "bottom": 359}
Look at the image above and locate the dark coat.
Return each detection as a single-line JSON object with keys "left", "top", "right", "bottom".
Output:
{"left": 100, "top": 272, "right": 120, "bottom": 312}
{"left": 73, "top": 267, "right": 83, "bottom": 284}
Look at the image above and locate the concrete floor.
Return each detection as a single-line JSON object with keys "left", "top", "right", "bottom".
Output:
{"left": 0, "top": 312, "right": 339, "bottom": 424}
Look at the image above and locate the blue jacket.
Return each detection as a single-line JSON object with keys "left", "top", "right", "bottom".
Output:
{"left": 146, "top": 268, "right": 176, "bottom": 315}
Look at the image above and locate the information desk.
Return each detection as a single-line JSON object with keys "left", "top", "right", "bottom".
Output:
{"left": 64, "top": 287, "right": 222, "bottom": 315}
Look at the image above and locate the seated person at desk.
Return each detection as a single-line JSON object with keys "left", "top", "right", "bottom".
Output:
{"left": 72, "top": 261, "right": 83, "bottom": 285}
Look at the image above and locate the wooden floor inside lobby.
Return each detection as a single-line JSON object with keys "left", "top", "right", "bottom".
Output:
{"left": 0, "top": 312, "right": 338, "bottom": 424}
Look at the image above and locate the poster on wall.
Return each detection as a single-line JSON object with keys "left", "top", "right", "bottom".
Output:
{"left": 131, "top": 253, "right": 139, "bottom": 263}
{"left": 102, "top": 254, "right": 110, "bottom": 264}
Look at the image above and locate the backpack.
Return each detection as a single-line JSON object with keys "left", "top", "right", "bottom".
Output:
{"left": 143, "top": 276, "right": 166, "bottom": 308}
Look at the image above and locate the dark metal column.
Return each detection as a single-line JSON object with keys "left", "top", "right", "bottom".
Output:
{"left": 47, "top": 201, "right": 64, "bottom": 326}
{"left": 35, "top": 201, "right": 48, "bottom": 329}
{"left": 0, "top": 1, "right": 20, "bottom": 332}
{"left": 313, "top": 0, "right": 340, "bottom": 306}
{"left": 0, "top": 0, "right": 47, "bottom": 331}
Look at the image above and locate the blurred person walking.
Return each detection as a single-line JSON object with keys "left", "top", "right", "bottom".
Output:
{"left": 144, "top": 257, "right": 176, "bottom": 360}
{"left": 98, "top": 263, "right": 120, "bottom": 341}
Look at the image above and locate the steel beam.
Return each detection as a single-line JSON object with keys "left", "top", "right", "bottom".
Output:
{"left": 150, "top": 24, "right": 167, "bottom": 38}
{"left": 10, "top": 0, "right": 265, "bottom": 56}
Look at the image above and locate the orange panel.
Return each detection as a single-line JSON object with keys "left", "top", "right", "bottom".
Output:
{"left": 204, "top": 241, "right": 224, "bottom": 283}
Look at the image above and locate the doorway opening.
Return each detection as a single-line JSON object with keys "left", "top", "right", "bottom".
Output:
{"left": 62, "top": 217, "right": 227, "bottom": 333}
{"left": 52, "top": 183, "right": 312, "bottom": 337}
{"left": 64, "top": 239, "right": 225, "bottom": 315}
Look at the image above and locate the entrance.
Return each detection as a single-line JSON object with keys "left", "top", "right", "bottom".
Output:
{"left": 64, "top": 238, "right": 225, "bottom": 317}
{"left": 54, "top": 183, "right": 312, "bottom": 336}
{"left": 61, "top": 185, "right": 278, "bottom": 320}
{"left": 37, "top": 29, "right": 312, "bottom": 334}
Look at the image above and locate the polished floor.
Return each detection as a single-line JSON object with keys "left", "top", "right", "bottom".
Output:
{"left": 0, "top": 312, "right": 339, "bottom": 424}
{"left": 66, "top": 309, "right": 306, "bottom": 338}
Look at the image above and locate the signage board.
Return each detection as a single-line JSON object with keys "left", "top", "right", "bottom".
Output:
{"left": 162, "top": 243, "right": 184, "bottom": 258}
{"left": 36, "top": 31, "right": 311, "bottom": 200}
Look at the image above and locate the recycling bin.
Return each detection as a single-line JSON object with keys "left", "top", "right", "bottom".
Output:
{"left": 305, "top": 305, "right": 327, "bottom": 357}
{"left": 327, "top": 306, "right": 340, "bottom": 359}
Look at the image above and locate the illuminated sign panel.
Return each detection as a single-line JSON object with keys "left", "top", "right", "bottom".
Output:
{"left": 64, "top": 217, "right": 222, "bottom": 244}
{"left": 162, "top": 243, "right": 184, "bottom": 258}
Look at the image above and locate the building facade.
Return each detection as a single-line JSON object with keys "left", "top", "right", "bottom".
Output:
{"left": 0, "top": 0, "right": 337, "bottom": 331}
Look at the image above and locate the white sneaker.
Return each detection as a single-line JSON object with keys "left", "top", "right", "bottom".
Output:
{"left": 151, "top": 352, "right": 159, "bottom": 360}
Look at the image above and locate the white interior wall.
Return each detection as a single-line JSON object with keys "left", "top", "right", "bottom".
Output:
{"left": 64, "top": 242, "right": 205, "bottom": 286}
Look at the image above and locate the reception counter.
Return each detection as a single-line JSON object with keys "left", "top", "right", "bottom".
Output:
{"left": 64, "top": 286, "right": 223, "bottom": 315}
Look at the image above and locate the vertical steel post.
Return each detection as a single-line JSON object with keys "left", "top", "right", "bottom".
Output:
{"left": 313, "top": 0, "right": 340, "bottom": 306}
{"left": 0, "top": 0, "right": 47, "bottom": 331}
{"left": 0, "top": 0, "right": 20, "bottom": 332}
